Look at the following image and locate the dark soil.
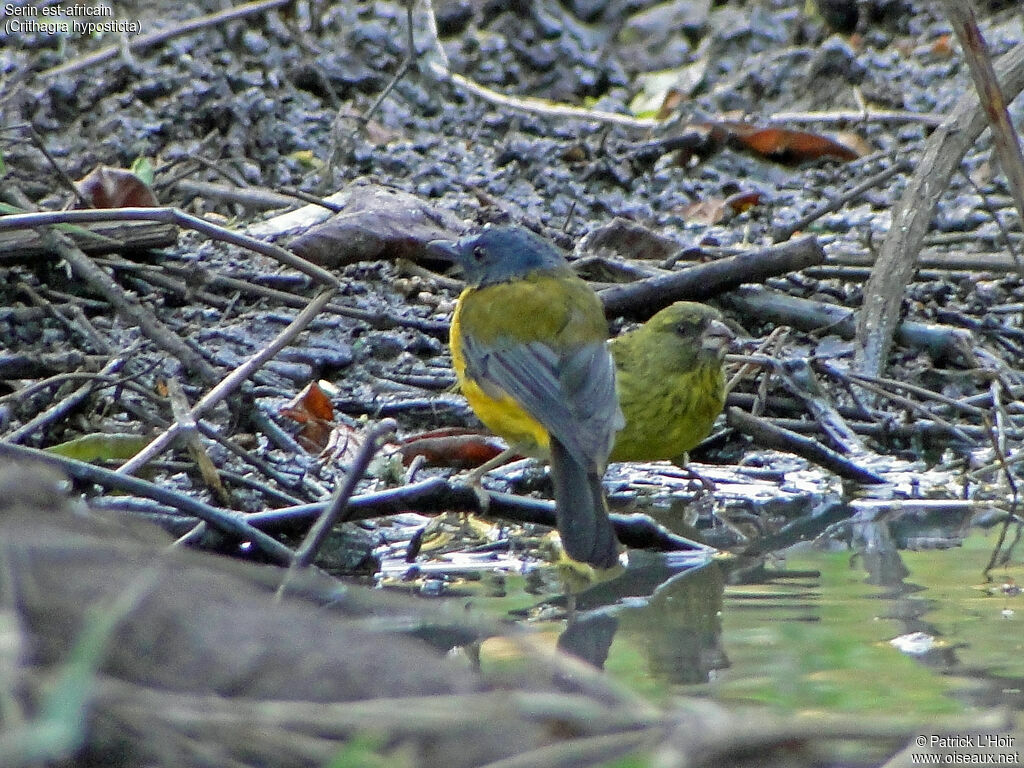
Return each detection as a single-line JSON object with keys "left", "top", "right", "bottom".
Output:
{"left": 1, "top": 0, "right": 1023, "bottom": 565}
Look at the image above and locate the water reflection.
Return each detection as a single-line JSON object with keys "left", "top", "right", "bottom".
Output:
{"left": 545, "top": 513, "right": 1022, "bottom": 719}
{"left": 544, "top": 551, "right": 728, "bottom": 684}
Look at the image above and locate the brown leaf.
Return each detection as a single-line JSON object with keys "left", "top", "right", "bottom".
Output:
{"left": 280, "top": 382, "right": 335, "bottom": 453}
{"left": 729, "top": 125, "right": 860, "bottom": 163}
{"left": 288, "top": 182, "right": 466, "bottom": 268}
{"left": 76, "top": 166, "right": 158, "bottom": 208}
{"left": 657, "top": 88, "right": 686, "bottom": 120}
{"left": 397, "top": 428, "right": 509, "bottom": 468}
{"left": 930, "top": 34, "right": 954, "bottom": 58}
{"left": 679, "top": 198, "right": 731, "bottom": 225}
{"left": 726, "top": 190, "right": 762, "bottom": 214}
{"left": 679, "top": 191, "right": 761, "bottom": 224}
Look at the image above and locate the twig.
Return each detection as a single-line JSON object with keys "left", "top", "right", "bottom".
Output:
{"left": 779, "top": 359, "right": 867, "bottom": 454}
{"left": 194, "top": 420, "right": 306, "bottom": 498}
{"left": 174, "top": 180, "right": 297, "bottom": 211}
{"left": 941, "top": 0, "right": 1024, "bottom": 240}
{"left": 816, "top": 361, "right": 975, "bottom": 443}
{"left": 47, "top": 231, "right": 220, "bottom": 383}
{"left": 0, "top": 207, "right": 341, "bottom": 289}
{"left": 0, "top": 442, "right": 295, "bottom": 564}
{"left": 772, "top": 159, "right": 911, "bottom": 242}
{"left": 959, "top": 168, "right": 1023, "bottom": 271}
{"left": 0, "top": 370, "right": 137, "bottom": 406}
{"left": 98, "top": 256, "right": 443, "bottom": 334}
{"left": 725, "top": 328, "right": 784, "bottom": 394}
{"left": 116, "top": 289, "right": 335, "bottom": 476}
{"left": 599, "top": 235, "right": 825, "bottom": 317}
{"left": 166, "top": 378, "right": 232, "bottom": 506}
{"left": 360, "top": 1, "right": 416, "bottom": 128}
{"left": 844, "top": 369, "right": 989, "bottom": 418}
{"left": 981, "top": 410, "right": 1021, "bottom": 578}
{"left": 17, "top": 282, "right": 110, "bottom": 353}
{"left": 169, "top": 263, "right": 447, "bottom": 335}
{"left": 289, "top": 419, "right": 397, "bottom": 571}
{"left": 428, "top": 61, "right": 659, "bottom": 130}
{"left": 26, "top": 126, "right": 90, "bottom": 207}
{"left": 763, "top": 414, "right": 1017, "bottom": 443}
{"left": 854, "top": 41, "right": 1024, "bottom": 377}
{"left": 768, "top": 108, "right": 945, "bottom": 127}
{"left": 726, "top": 407, "right": 885, "bottom": 484}
{"left": 3, "top": 356, "right": 128, "bottom": 443}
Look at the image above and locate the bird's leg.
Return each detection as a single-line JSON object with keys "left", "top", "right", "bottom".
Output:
{"left": 670, "top": 452, "right": 717, "bottom": 492}
{"left": 465, "top": 447, "right": 519, "bottom": 485}
{"left": 456, "top": 446, "right": 520, "bottom": 513}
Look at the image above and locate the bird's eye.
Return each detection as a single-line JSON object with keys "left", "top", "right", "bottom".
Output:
{"left": 472, "top": 245, "right": 486, "bottom": 261}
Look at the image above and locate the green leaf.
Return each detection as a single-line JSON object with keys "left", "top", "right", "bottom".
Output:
{"left": 46, "top": 433, "right": 152, "bottom": 463}
{"left": 130, "top": 157, "right": 154, "bottom": 186}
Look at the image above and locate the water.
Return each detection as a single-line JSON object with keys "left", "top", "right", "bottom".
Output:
{"left": 586, "top": 528, "right": 1024, "bottom": 717}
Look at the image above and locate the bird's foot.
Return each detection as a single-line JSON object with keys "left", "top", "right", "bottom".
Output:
{"left": 671, "top": 454, "right": 717, "bottom": 492}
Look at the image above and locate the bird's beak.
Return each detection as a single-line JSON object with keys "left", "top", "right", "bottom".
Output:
{"left": 425, "top": 239, "right": 462, "bottom": 263}
{"left": 703, "top": 318, "right": 736, "bottom": 356}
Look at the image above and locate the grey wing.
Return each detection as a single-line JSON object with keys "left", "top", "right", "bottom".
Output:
{"left": 461, "top": 334, "right": 623, "bottom": 467}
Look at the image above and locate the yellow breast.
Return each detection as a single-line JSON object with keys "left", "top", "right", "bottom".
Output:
{"left": 450, "top": 289, "right": 551, "bottom": 456}
{"left": 449, "top": 273, "right": 608, "bottom": 457}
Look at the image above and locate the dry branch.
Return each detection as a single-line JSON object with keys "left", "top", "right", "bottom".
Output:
{"left": 599, "top": 235, "right": 825, "bottom": 318}
{"left": 854, "top": 41, "right": 1024, "bottom": 377}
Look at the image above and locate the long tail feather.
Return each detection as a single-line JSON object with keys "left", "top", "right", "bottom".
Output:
{"left": 548, "top": 438, "right": 619, "bottom": 568}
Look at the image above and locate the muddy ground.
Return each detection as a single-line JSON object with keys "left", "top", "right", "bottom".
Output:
{"left": 1, "top": 0, "right": 1023, "bottom": 563}
{"left": 2, "top": 2, "right": 1024, "bottom": 766}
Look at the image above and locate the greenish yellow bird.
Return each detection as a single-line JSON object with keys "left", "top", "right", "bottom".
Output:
{"left": 428, "top": 226, "right": 623, "bottom": 569}
{"left": 609, "top": 302, "right": 733, "bottom": 464}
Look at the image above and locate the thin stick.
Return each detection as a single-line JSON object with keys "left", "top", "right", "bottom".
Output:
{"left": 116, "top": 289, "right": 335, "bottom": 476}
{"left": 3, "top": 357, "right": 127, "bottom": 443}
{"left": 48, "top": 231, "right": 220, "bottom": 383}
{"left": 0, "top": 207, "right": 341, "bottom": 289}
{"left": 0, "top": 441, "right": 295, "bottom": 564}
{"left": 277, "top": 420, "right": 398, "bottom": 594}
{"left": 941, "top": 0, "right": 1024, "bottom": 238}
{"left": 772, "top": 159, "right": 911, "bottom": 242}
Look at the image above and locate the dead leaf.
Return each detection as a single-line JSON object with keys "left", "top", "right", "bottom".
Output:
{"left": 930, "top": 34, "right": 954, "bottom": 58}
{"left": 726, "top": 124, "right": 860, "bottom": 163}
{"left": 679, "top": 198, "right": 731, "bottom": 225}
{"left": 396, "top": 428, "right": 509, "bottom": 468}
{"left": 76, "top": 166, "right": 158, "bottom": 208}
{"left": 726, "top": 190, "right": 762, "bottom": 214}
{"left": 679, "top": 191, "right": 761, "bottom": 225}
{"left": 280, "top": 382, "right": 335, "bottom": 453}
{"left": 288, "top": 182, "right": 466, "bottom": 268}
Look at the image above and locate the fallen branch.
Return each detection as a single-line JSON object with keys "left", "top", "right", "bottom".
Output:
{"left": 0, "top": 442, "right": 295, "bottom": 564}
{"left": 599, "top": 236, "right": 825, "bottom": 318}
{"left": 854, "top": 41, "right": 1024, "bottom": 377}
{"left": 0, "top": 207, "right": 341, "bottom": 289}
{"left": 722, "top": 286, "right": 976, "bottom": 362}
{"left": 237, "top": 477, "right": 712, "bottom": 555}
{"left": 727, "top": 407, "right": 885, "bottom": 485}
{"left": 0, "top": 218, "right": 176, "bottom": 264}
